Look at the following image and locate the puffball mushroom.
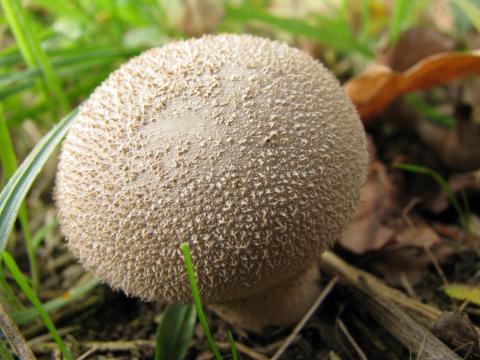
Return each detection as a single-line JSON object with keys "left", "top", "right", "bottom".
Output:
{"left": 55, "top": 34, "right": 368, "bottom": 331}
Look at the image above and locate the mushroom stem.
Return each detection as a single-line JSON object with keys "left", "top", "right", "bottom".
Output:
{"left": 210, "top": 261, "right": 321, "bottom": 332}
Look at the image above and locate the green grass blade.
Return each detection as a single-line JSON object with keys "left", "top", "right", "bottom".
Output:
{"left": 0, "top": 109, "right": 78, "bottom": 252}
{"left": 394, "top": 163, "right": 469, "bottom": 231}
{"left": 0, "top": 0, "right": 36, "bottom": 67}
{"left": 224, "top": 4, "right": 373, "bottom": 57}
{"left": 2, "top": 251, "right": 72, "bottom": 359}
{"left": 0, "top": 0, "right": 69, "bottom": 112}
{"left": 450, "top": 0, "right": 480, "bottom": 33}
{"left": 388, "top": 0, "right": 414, "bottom": 44}
{"left": 227, "top": 331, "right": 238, "bottom": 360}
{"left": 405, "top": 93, "right": 456, "bottom": 129}
{"left": 155, "top": 304, "right": 196, "bottom": 360}
{"left": 12, "top": 276, "right": 100, "bottom": 324}
{"left": 0, "top": 106, "right": 18, "bottom": 177}
{"left": 0, "top": 334, "right": 15, "bottom": 360}
{"left": 0, "top": 266, "right": 24, "bottom": 311}
{"left": 180, "top": 243, "right": 222, "bottom": 360}
{"left": 32, "top": 219, "right": 58, "bottom": 250}
{"left": 0, "top": 104, "right": 38, "bottom": 290}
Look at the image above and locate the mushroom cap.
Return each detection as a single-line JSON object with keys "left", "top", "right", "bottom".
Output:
{"left": 55, "top": 34, "right": 368, "bottom": 304}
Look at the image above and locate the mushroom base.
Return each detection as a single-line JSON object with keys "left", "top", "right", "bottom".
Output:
{"left": 209, "top": 261, "right": 321, "bottom": 332}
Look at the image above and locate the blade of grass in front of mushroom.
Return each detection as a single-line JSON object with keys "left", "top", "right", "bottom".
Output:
{"left": 180, "top": 242, "right": 223, "bottom": 360}
{"left": 0, "top": 104, "right": 38, "bottom": 291}
{"left": 2, "top": 251, "right": 72, "bottom": 359}
{"left": 0, "top": 109, "right": 78, "bottom": 252}
{"left": 227, "top": 331, "right": 238, "bottom": 360}
{"left": 155, "top": 304, "right": 196, "bottom": 360}
{"left": 394, "top": 163, "right": 470, "bottom": 232}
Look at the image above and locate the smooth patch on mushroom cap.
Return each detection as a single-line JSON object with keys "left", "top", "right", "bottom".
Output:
{"left": 56, "top": 34, "right": 368, "bottom": 310}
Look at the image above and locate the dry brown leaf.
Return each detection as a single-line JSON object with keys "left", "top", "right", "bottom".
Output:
{"left": 428, "top": 172, "right": 480, "bottom": 213}
{"left": 372, "top": 240, "right": 456, "bottom": 286}
{"left": 345, "top": 51, "right": 480, "bottom": 120}
{"left": 340, "top": 159, "right": 396, "bottom": 254}
{"left": 395, "top": 225, "right": 440, "bottom": 248}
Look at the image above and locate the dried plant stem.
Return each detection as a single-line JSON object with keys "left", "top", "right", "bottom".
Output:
{"left": 217, "top": 341, "right": 269, "bottom": 360}
{"left": 319, "top": 251, "right": 480, "bottom": 336}
{"left": 351, "top": 288, "right": 461, "bottom": 360}
{"left": 319, "top": 251, "right": 466, "bottom": 359}
{"left": 336, "top": 318, "right": 368, "bottom": 360}
{"left": 31, "top": 340, "right": 156, "bottom": 353}
{"left": 0, "top": 301, "right": 36, "bottom": 359}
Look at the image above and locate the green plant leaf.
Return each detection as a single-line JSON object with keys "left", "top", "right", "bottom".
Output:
{"left": 227, "top": 331, "right": 238, "bottom": 360}
{"left": 181, "top": 242, "right": 223, "bottom": 360}
{"left": 224, "top": 4, "right": 373, "bottom": 57}
{"left": 450, "top": 0, "right": 480, "bottom": 33}
{"left": 405, "top": 93, "right": 456, "bottom": 129}
{"left": 388, "top": 0, "right": 414, "bottom": 44}
{"left": 394, "top": 162, "right": 469, "bottom": 232}
{"left": 12, "top": 276, "right": 100, "bottom": 324}
{"left": 0, "top": 0, "right": 70, "bottom": 112}
{"left": 444, "top": 284, "right": 480, "bottom": 306}
{"left": 155, "top": 304, "right": 196, "bottom": 360}
{"left": 2, "top": 252, "right": 72, "bottom": 359}
{"left": 0, "top": 109, "right": 78, "bottom": 252}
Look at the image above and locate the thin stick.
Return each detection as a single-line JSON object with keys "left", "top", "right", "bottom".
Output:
{"left": 0, "top": 300, "right": 36, "bottom": 360}
{"left": 336, "top": 319, "right": 368, "bottom": 360}
{"left": 76, "top": 346, "right": 99, "bottom": 360}
{"left": 352, "top": 288, "right": 461, "bottom": 360}
{"left": 32, "top": 340, "right": 156, "bottom": 353}
{"left": 217, "top": 341, "right": 269, "bottom": 360}
{"left": 320, "top": 251, "right": 480, "bottom": 337}
{"left": 271, "top": 276, "right": 338, "bottom": 360}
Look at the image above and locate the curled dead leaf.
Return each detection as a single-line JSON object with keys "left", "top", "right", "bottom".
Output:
{"left": 340, "top": 159, "right": 396, "bottom": 254}
{"left": 345, "top": 51, "right": 480, "bottom": 120}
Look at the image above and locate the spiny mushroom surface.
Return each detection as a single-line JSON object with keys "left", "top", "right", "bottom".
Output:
{"left": 56, "top": 34, "right": 368, "bottom": 327}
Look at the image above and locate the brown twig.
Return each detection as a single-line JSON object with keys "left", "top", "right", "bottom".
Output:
{"left": 0, "top": 301, "right": 36, "bottom": 360}
{"left": 217, "top": 341, "right": 269, "bottom": 360}
{"left": 319, "top": 251, "right": 474, "bottom": 359}
{"left": 320, "top": 251, "right": 480, "bottom": 337}
{"left": 336, "top": 318, "right": 368, "bottom": 360}
{"left": 31, "top": 340, "right": 156, "bottom": 353}
{"left": 351, "top": 287, "right": 461, "bottom": 360}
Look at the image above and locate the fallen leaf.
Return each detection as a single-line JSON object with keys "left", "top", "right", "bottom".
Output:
{"left": 415, "top": 113, "right": 480, "bottom": 172}
{"left": 345, "top": 51, "right": 480, "bottom": 119}
{"left": 395, "top": 225, "right": 441, "bottom": 248}
{"left": 445, "top": 284, "right": 480, "bottom": 306}
{"left": 340, "top": 159, "right": 396, "bottom": 254}
{"left": 372, "top": 241, "right": 457, "bottom": 286}
{"left": 428, "top": 171, "right": 480, "bottom": 213}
